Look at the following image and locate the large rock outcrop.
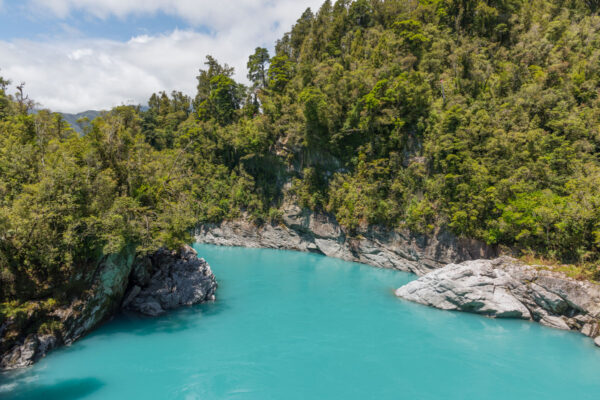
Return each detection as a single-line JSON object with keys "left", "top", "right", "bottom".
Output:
{"left": 122, "top": 246, "right": 217, "bottom": 317}
{"left": 395, "top": 257, "right": 600, "bottom": 346}
{"left": 196, "top": 204, "right": 496, "bottom": 275}
{"left": 0, "top": 246, "right": 217, "bottom": 370}
{"left": 0, "top": 248, "right": 137, "bottom": 370}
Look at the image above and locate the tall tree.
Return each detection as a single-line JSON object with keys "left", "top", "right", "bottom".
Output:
{"left": 267, "top": 55, "right": 294, "bottom": 92}
{"left": 247, "top": 47, "right": 270, "bottom": 89}
{"left": 0, "top": 73, "right": 10, "bottom": 119}
{"left": 290, "top": 8, "right": 315, "bottom": 59}
{"left": 194, "top": 55, "right": 235, "bottom": 111}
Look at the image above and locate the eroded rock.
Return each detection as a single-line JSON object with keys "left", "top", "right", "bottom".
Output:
{"left": 1, "top": 246, "right": 217, "bottom": 371}
{"left": 123, "top": 246, "right": 217, "bottom": 317}
{"left": 196, "top": 204, "right": 497, "bottom": 275}
{"left": 0, "top": 333, "right": 57, "bottom": 370}
{"left": 395, "top": 257, "right": 600, "bottom": 345}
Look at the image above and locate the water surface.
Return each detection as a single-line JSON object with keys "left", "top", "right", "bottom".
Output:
{"left": 2, "top": 244, "right": 600, "bottom": 399}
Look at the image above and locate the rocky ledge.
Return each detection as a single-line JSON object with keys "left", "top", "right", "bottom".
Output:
{"left": 0, "top": 246, "right": 217, "bottom": 371}
{"left": 395, "top": 257, "right": 600, "bottom": 346}
{"left": 196, "top": 204, "right": 497, "bottom": 276}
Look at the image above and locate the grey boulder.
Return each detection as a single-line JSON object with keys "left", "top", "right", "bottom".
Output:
{"left": 396, "top": 257, "right": 600, "bottom": 345}
{"left": 123, "top": 245, "right": 217, "bottom": 316}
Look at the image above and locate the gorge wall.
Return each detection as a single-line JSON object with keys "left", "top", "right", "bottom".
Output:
{"left": 0, "top": 246, "right": 217, "bottom": 371}
{"left": 195, "top": 204, "right": 498, "bottom": 276}
{"left": 196, "top": 204, "right": 600, "bottom": 347}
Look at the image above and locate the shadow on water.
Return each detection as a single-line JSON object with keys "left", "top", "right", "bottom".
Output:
{"left": 93, "top": 298, "right": 230, "bottom": 339}
{"left": 0, "top": 377, "right": 104, "bottom": 400}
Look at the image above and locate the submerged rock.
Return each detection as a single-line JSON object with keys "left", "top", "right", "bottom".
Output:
{"left": 123, "top": 246, "right": 217, "bottom": 317}
{"left": 395, "top": 257, "right": 600, "bottom": 345}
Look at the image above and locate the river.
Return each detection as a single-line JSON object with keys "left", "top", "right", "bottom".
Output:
{"left": 1, "top": 244, "right": 599, "bottom": 399}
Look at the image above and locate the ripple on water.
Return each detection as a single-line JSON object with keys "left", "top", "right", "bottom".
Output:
{"left": 1, "top": 244, "right": 600, "bottom": 399}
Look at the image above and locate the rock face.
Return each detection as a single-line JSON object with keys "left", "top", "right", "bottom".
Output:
{"left": 122, "top": 246, "right": 217, "bottom": 317}
{"left": 396, "top": 257, "right": 600, "bottom": 345}
{"left": 196, "top": 204, "right": 497, "bottom": 276}
{"left": 0, "top": 248, "right": 137, "bottom": 371}
{"left": 0, "top": 334, "right": 57, "bottom": 370}
{"left": 0, "top": 246, "right": 217, "bottom": 371}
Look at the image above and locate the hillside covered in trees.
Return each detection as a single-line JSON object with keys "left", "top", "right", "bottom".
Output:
{"left": 2, "top": 0, "right": 600, "bottom": 314}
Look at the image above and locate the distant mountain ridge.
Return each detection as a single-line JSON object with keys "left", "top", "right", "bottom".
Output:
{"left": 60, "top": 110, "right": 101, "bottom": 133}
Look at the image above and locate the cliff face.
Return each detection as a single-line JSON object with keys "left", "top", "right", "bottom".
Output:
{"left": 0, "top": 246, "right": 217, "bottom": 371}
{"left": 195, "top": 204, "right": 497, "bottom": 276}
{"left": 396, "top": 257, "right": 600, "bottom": 347}
{"left": 0, "top": 248, "right": 136, "bottom": 370}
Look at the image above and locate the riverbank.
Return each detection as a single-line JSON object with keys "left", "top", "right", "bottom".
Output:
{"left": 195, "top": 204, "right": 497, "bottom": 276}
{"left": 4, "top": 203, "right": 599, "bottom": 371}
{"left": 0, "top": 246, "right": 217, "bottom": 371}
{"left": 6, "top": 244, "right": 599, "bottom": 399}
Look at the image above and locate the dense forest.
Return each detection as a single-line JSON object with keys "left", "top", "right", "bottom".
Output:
{"left": 2, "top": 0, "right": 600, "bottom": 313}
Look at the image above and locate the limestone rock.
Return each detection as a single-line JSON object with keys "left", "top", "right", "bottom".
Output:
{"left": 195, "top": 204, "right": 497, "bottom": 276}
{"left": 595, "top": 336, "right": 600, "bottom": 347}
{"left": 0, "top": 334, "right": 57, "bottom": 370}
{"left": 396, "top": 257, "right": 600, "bottom": 346}
{"left": 582, "top": 322, "right": 599, "bottom": 338}
{"left": 394, "top": 259, "right": 531, "bottom": 319}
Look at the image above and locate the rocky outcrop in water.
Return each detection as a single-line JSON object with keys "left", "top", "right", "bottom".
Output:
{"left": 122, "top": 246, "right": 217, "bottom": 317}
{"left": 196, "top": 204, "right": 496, "bottom": 275}
{"left": 0, "top": 246, "right": 217, "bottom": 370}
{"left": 395, "top": 257, "right": 600, "bottom": 346}
{"left": 0, "top": 334, "right": 58, "bottom": 371}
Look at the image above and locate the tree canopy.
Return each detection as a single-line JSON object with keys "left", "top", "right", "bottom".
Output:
{"left": 2, "top": 0, "right": 600, "bottom": 313}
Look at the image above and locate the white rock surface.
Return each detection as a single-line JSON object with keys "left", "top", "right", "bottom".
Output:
{"left": 196, "top": 204, "right": 496, "bottom": 276}
{"left": 396, "top": 257, "right": 600, "bottom": 344}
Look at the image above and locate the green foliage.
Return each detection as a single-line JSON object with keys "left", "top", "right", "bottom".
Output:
{"left": 194, "top": 56, "right": 246, "bottom": 126}
{"left": 4, "top": 0, "right": 600, "bottom": 308}
{"left": 247, "top": 47, "right": 270, "bottom": 89}
{"left": 257, "top": 0, "right": 600, "bottom": 269}
{"left": 267, "top": 55, "right": 294, "bottom": 92}
{"left": 327, "top": 156, "right": 395, "bottom": 231}
{"left": 291, "top": 167, "right": 328, "bottom": 210}
{"left": 203, "top": 75, "right": 242, "bottom": 125}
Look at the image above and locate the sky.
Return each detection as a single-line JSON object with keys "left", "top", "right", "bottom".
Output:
{"left": 0, "top": 0, "right": 324, "bottom": 112}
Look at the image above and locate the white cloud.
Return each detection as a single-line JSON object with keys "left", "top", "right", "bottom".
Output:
{"left": 0, "top": 1, "right": 324, "bottom": 112}
{"left": 28, "top": 0, "right": 320, "bottom": 29}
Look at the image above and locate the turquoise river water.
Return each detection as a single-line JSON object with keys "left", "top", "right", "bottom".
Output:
{"left": 1, "top": 244, "right": 600, "bottom": 399}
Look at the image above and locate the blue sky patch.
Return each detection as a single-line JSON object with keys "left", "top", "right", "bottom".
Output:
{"left": 0, "top": 2, "right": 210, "bottom": 41}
